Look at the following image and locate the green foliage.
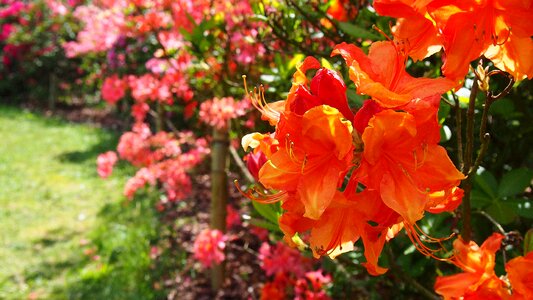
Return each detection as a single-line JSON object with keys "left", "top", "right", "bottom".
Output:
{"left": 472, "top": 168, "right": 533, "bottom": 224}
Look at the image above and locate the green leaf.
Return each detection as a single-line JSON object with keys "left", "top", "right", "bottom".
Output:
{"left": 471, "top": 190, "right": 494, "bottom": 209}
{"left": 474, "top": 170, "right": 498, "bottom": 198}
{"left": 338, "top": 22, "right": 381, "bottom": 40}
{"left": 524, "top": 229, "right": 533, "bottom": 255}
{"left": 508, "top": 198, "right": 533, "bottom": 219}
{"left": 489, "top": 98, "right": 515, "bottom": 117}
{"left": 251, "top": 200, "right": 281, "bottom": 226}
{"left": 498, "top": 168, "right": 533, "bottom": 198}
{"left": 249, "top": 218, "right": 280, "bottom": 232}
{"left": 486, "top": 202, "right": 517, "bottom": 224}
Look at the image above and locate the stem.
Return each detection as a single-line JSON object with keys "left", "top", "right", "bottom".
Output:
{"left": 452, "top": 93, "right": 463, "bottom": 169}
{"left": 229, "top": 146, "right": 256, "bottom": 184}
{"left": 386, "top": 248, "right": 440, "bottom": 300}
{"left": 210, "top": 127, "right": 229, "bottom": 291}
{"left": 461, "top": 76, "right": 479, "bottom": 243}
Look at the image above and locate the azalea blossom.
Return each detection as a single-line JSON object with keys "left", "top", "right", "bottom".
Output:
{"left": 199, "top": 97, "right": 250, "bottom": 130}
{"left": 505, "top": 251, "right": 533, "bottom": 299}
{"left": 96, "top": 151, "right": 118, "bottom": 178}
{"left": 193, "top": 228, "right": 227, "bottom": 269}
{"left": 101, "top": 74, "right": 126, "bottom": 105}
{"left": 242, "top": 44, "right": 463, "bottom": 275}
{"left": 434, "top": 233, "right": 509, "bottom": 299}
{"left": 373, "top": 0, "right": 533, "bottom": 81}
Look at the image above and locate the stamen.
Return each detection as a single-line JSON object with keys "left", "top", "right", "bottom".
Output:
{"left": 234, "top": 180, "right": 286, "bottom": 204}
{"left": 284, "top": 134, "right": 307, "bottom": 173}
{"left": 242, "top": 75, "right": 280, "bottom": 123}
{"left": 404, "top": 222, "right": 455, "bottom": 263}
{"left": 315, "top": 212, "right": 347, "bottom": 257}
{"left": 397, "top": 163, "right": 431, "bottom": 195}
{"left": 492, "top": 27, "right": 511, "bottom": 46}
{"left": 373, "top": 24, "right": 393, "bottom": 43}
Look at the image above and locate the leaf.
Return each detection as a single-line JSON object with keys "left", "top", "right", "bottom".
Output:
{"left": 486, "top": 202, "right": 517, "bottom": 225}
{"left": 524, "top": 229, "right": 533, "bottom": 255}
{"left": 474, "top": 170, "right": 498, "bottom": 198}
{"left": 489, "top": 98, "right": 515, "bottom": 117}
{"left": 498, "top": 168, "right": 533, "bottom": 198}
{"left": 338, "top": 22, "right": 381, "bottom": 40}
{"left": 471, "top": 189, "right": 493, "bottom": 209}
{"left": 507, "top": 198, "right": 533, "bottom": 219}
{"left": 251, "top": 200, "right": 281, "bottom": 226}
{"left": 249, "top": 218, "right": 280, "bottom": 232}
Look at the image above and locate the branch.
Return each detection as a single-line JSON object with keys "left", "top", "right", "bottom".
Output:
{"left": 229, "top": 146, "right": 256, "bottom": 184}
{"left": 452, "top": 93, "right": 463, "bottom": 169}
{"left": 386, "top": 247, "right": 440, "bottom": 300}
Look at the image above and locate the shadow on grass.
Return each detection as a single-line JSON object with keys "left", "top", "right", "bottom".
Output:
{"left": 53, "top": 195, "right": 165, "bottom": 300}
{"left": 56, "top": 138, "right": 117, "bottom": 164}
{"left": 31, "top": 229, "right": 78, "bottom": 249}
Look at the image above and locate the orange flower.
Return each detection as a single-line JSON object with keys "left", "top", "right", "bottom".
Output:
{"left": 357, "top": 110, "right": 464, "bottom": 224}
{"left": 373, "top": 0, "right": 443, "bottom": 61}
{"left": 278, "top": 187, "right": 401, "bottom": 276}
{"left": 332, "top": 41, "right": 454, "bottom": 108}
{"left": 374, "top": 0, "right": 533, "bottom": 81}
{"left": 432, "top": 0, "right": 533, "bottom": 81}
{"left": 434, "top": 233, "right": 510, "bottom": 299}
{"left": 259, "top": 105, "right": 354, "bottom": 220}
{"left": 506, "top": 251, "right": 533, "bottom": 299}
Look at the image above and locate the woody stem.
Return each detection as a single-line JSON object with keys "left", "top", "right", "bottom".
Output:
{"left": 461, "top": 76, "right": 479, "bottom": 243}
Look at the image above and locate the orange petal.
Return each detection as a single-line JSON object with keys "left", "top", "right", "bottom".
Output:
{"left": 434, "top": 272, "right": 483, "bottom": 299}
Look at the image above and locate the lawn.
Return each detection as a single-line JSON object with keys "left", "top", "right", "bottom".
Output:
{"left": 0, "top": 106, "right": 159, "bottom": 299}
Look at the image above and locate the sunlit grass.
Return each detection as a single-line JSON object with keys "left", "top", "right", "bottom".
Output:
{"left": 0, "top": 106, "right": 160, "bottom": 299}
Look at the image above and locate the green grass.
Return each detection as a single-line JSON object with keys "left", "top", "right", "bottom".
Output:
{"left": 0, "top": 106, "right": 161, "bottom": 299}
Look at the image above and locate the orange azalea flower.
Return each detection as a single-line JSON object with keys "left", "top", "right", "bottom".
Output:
{"left": 356, "top": 109, "right": 464, "bottom": 224}
{"left": 374, "top": 0, "right": 533, "bottom": 81}
{"left": 332, "top": 41, "right": 454, "bottom": 108}
{"left": 431, "top": 0, "right": 533, "bottom": 81}
{"left": 434, "top": 233, "right": 510, "bottom": 299}
{"left": 258, "top": 105, "right": 353, "bottom": 220}
{"left": 506, "top": 251, "right": 533, "bottom": 299}
{"left": 278, "top": 187, "right": 401, "bottom": 276}
{"left": 373, "top": 0, "right": 443, "bottom": 61}
{"left": 325, "top": 0, "right": 359, "bottom": 21}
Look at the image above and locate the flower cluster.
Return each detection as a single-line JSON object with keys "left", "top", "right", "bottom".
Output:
{"left": 96, "top": 151, "right": 118, "bottom": 179}
{"left": 242, "top": 41, "right": 465, "bottom": 275}
{"left": 101, "top": 74, "right": 126, "bottom": 105}
{"left": 259, "top": 242, "right": 331, "bottom": 300}
{"left": 193, "top": 228, "right": 227, "bottom": 269}
{"left": 63, "top": 3, "right": 126, "bottom": 57}
{"left": 435, "top": 233, "right": 533, "bottom": 299}
{"left": 199, "top": 97, "right": 250, "bottom": 130}
{"left": 111, "top": 124, "right": 209, "bottom": 201}
{"left": 373, "top": 0, "right": 533, "bottom": 82}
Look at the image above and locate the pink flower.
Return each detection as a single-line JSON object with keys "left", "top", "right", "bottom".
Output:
{"left": 259, "top": 242, "right": 312, "bottom": 278}
{"left": 63, "top": 4, "right": 125, "bottom": 57}
{"left": 101, "top": 75, "right": 126, "bottom": 105}
{"left": 199, "top": 97, "right": 249, "bottom": 129}
{"left": 96, "top": 151, "right": 118, "bottom": 178}
{"left": 193, "top": 228, "right": 227, "bottom": 268}
{"left": 294, "top": 271, "right": 332, "bottom": 300}
{"left": 0, "top": 24, "right": 13, "bottom": 41}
